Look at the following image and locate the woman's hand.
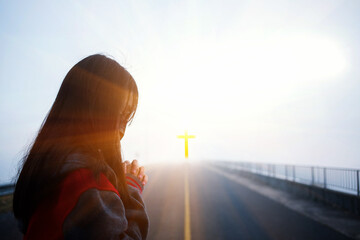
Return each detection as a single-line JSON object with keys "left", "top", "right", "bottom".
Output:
{"left": 122, "top": 159, "right": 148, "bottom": 186}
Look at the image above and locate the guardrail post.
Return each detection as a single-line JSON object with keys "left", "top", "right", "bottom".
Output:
{"left": 273, "top": 164, "right": 276, "bottom": 177}
{"left": 357, "top": 170, "right": 359, "bottom": 197}
{"left": 293, "top": 165, "right": 296, "bottom": 182}
{"left": 285, "top": 165, "right": 288, "bottom": 180}
{"left": 323, "top": 168, "right": 327, "bottom": 189}
{"left": 311, "top": 167, "right": 314, "bottom": 185}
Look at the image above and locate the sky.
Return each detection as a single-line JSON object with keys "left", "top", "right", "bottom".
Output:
{"left": 0, "top": 0, "right": 360, "bottom": 184}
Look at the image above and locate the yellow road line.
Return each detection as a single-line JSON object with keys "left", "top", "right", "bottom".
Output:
{"left": 184, "top": 165, "right": 191, "bottom": 240}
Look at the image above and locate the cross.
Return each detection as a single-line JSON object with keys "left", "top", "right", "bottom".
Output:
{"left": 177, "top": 131, "right": 195, "bottom": 159}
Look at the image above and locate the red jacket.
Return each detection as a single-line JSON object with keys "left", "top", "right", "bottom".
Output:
{"left": 24, "top": 168, "right": 120, "bottom": 239}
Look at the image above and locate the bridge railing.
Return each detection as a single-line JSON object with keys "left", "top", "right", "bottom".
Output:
{"left": 216, "top": 161, "right": 360, "bottom": 197}
{"left": 0, "top": 183, "right": 15, "bottom": 196}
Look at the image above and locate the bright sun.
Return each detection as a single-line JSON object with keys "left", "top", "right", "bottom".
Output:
{"left": 156, "top": 33, "right": 347, "bottom": 115}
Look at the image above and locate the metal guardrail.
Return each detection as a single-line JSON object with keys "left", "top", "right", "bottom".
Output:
{"left": 215, "top": 161, "right": 360, "bottom": 197}
{"left": 0, "top": 184, "right": 15, "bottom": 196}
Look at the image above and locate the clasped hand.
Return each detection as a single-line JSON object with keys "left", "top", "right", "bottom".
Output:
{"left": 122, "top": 159, "right": 148, "bottom": 186}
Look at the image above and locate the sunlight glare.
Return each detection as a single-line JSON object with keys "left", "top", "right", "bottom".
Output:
{"left": 154, "top": 33, "right": 347, "bottom": 122}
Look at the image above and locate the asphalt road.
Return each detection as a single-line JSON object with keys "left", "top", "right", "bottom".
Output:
{"left": 143, "top": 162, "right": 352, "bottom": 240}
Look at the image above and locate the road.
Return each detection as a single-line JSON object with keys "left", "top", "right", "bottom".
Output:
{"left": 143, "top": 162, "right": 351, "bottom": 240}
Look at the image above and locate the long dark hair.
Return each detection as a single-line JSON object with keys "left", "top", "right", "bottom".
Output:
{"left": 13, "top": 54, "right": 138, "bottom": 232}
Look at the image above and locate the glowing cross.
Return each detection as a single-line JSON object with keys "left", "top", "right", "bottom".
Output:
{"left": 177, "top": 131, "right": 195, "bottom": 159}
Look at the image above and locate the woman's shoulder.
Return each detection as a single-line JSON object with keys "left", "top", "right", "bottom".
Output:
{"left": 60, "top": 150, "right": 97, "bottom": 175}
{"left": 58, "top": 150, "right": 120, "bottom": 199}
{"left": 59, "top": 149, "right": 119, "bottom": 193}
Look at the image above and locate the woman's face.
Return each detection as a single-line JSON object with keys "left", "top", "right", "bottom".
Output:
{"left": 118, "top": 92, "right": 135, "bottom": 140}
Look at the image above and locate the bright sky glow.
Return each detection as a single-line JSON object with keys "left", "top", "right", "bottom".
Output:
{"left": 0, "top": 0, "right": 360, "bottom": 184}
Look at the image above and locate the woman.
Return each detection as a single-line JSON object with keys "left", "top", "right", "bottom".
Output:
{"left": 13, "top": 54, "right": 149, "bottom": 239}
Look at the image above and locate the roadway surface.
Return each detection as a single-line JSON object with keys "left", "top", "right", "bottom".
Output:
{"left": 143, "top": 162, "right": 352, "bottom": 240}
{"left": 0, "top": 162, "right": 353, "bottom": 240}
